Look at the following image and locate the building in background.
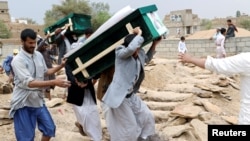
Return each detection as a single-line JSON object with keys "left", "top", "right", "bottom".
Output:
{"left": 0, "top": 1, "right": 10, "bottom": 22}
{"left": 163, "top": 9, "right": 201, "bottom": 38}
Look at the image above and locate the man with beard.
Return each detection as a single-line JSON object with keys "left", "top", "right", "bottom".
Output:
{"left": 9, "top": 28, "right": 71, "bottom": 141}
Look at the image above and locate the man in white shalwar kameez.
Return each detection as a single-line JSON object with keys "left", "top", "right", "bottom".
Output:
{"left": 178, "top": 36, "right": 187, "bottom": 54}
{"left": 65, "top": 68, "right": 102, "bottom": 141}
{"left": 179, "top": 52, "right": 250, "bottom": 124}
{"left": 65, "top": 28, "right": 101, "bottom": 141}
{"left": 102, "top": 27, "right": 162, "bottom": 141}
{"left": 215, "top": 28, "right": 227, "bottom": 58}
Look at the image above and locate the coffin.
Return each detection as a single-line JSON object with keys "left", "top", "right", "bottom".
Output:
{"left": 44, "top": 13, "right": 91, "bottom": 43}
{"left": 64, "top": 4, "right": 168, "bottom": 82}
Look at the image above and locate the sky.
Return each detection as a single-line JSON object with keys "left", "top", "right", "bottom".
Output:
{"left": 6, "top": 0, "right": 250, "bottom": 25}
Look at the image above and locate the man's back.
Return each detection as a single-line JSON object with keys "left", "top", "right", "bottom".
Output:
{"left": 226, "top": 25, "right": 236, "bottom": 38}
{"left": 216, "top": 34, "right": 225, "bottom": 46}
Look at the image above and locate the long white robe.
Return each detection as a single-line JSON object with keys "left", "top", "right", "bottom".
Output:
{"left": 72, "top": 89, "right": 102, "bottom": 141}
{"left": 102, "top": 94, "right": 155, "bottom": 141}
{"left": 215, "top": 34, "right": 226, "bottom": 58}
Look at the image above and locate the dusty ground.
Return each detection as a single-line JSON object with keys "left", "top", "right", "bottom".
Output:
{"left": 0, "top": 57, "right": 240, "bottom": 141}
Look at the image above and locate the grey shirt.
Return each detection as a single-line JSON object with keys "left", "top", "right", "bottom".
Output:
{"left": 9, "top": 48, "right": 48, "bottom": 118}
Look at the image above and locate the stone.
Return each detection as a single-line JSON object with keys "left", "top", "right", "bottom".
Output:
{"left": 167, "top": 117, "right": 187, "bottom": 126}
{"left": 170, "top": 104, "right": 203, "bottom": 118}
{"left": 144, "top": 66, "right": 154, "bottom": 71}
{"left": 52, "top": 86, "right": 67, "bottom": 99}
{"left": 0, "top": 82, "right": 13, "bottom": 94}
{"left": 204, "top": 116, "right": 230, "bottom": 125}
{"left": 3, "top": 83, "right": 13, "bottom": 94}
{"left": 221, "top": 116, "right": 238, "bottom": 125}
{"left": 138, "top": 87, "right": 148, "bottom": 94}
{"left": 229, "top": 82, "right": 240, "bottom": 90}
{"left": 45, "top": 98, "right": 64, "bottom": 108}
{"left": 146, "top": 101, "right": 179, "bottom": 111}
{"left": 201, "top": 100, "right": 222, "bottom": 115}
{"left": 152, "top": 111, "right": 170, "bottom": 123}
{"left": 161, "top": 124, "right": 192, "bottom": 138}
{"left": 190, "top": 119, "right": 207, "bottom": 141}
{"left": 198, "top": 111, "right": 213, "bottom": 121}
{"left": 0, "top": 119, "right": 12, "bottom": 126}
{"left": 0, "top": 105, "right": 11, "bottom": 110}
{"left": 144, "top": 90, "right": 193, "bottom": 102}
{"left": 193, "top": 99, "right": 203, "bottom": 106}
{"left": 0, "top": 109, "right": 9, "bottom": 119}
{"left": 194, "top": 83, "right": 225, "bottom": 93}
{"left": 197, "top": 93, "right": 213, "bottom": 98}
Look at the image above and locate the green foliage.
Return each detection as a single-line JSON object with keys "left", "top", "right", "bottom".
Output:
{"left": 90, "top": 2, "right": 111, "bottom": 30}
{"left": 239, "top": 19, "right": 250, "bottom": 30}
{"left": 91, "top": 2, "right": 110, "bottom": 14}
{"left": 43, "top": 0, "right": 111, "bottom": 31}
{"left": 44, "top": 0, "right": 92, "bottom": 28}
{"left": 91, "top": 11, "right": 111, "bottom": 31}
{"left": 200, "top": 19, "right": 212, "bottom": 30}
{"left": 236, "top": 10, "right": 241, "bottom": 17}
{"left": 0, "top": 20, "right": 11, "bottom": 38}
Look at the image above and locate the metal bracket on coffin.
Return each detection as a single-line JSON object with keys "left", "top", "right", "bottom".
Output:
{"left": 73, "top": 23, "right": 134, "bottom": 78}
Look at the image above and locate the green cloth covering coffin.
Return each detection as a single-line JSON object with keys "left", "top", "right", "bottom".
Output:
{"left": 64, "top": 4, "right": 168, "bottom": 82}
{"left": 44, "top": 13, "right": 91, "bottom": 43}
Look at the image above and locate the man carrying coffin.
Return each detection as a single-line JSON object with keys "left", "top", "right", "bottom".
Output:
{"left": 102, "top": 27, "right": 162, "bottom": 141}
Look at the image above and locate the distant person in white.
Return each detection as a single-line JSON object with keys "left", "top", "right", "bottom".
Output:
{"left": 178, "top": 36, "right": 187, "bottom": 53}
{"left": 176, "top": 28, "right": 181, "bottom": 37}
{"left": 210, "top": 27, "right": 221, "bottom": 41}
{"left": 215, "top": 28, "right": 227, "bottom": 58}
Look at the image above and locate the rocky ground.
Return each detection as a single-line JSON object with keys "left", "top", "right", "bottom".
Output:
{"left": 0, "top": 57, "right": 240, "bottom": 141}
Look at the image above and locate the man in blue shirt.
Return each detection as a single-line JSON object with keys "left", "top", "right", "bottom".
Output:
{"left": 10, "top": 28, "right": 71, "bottom": 141}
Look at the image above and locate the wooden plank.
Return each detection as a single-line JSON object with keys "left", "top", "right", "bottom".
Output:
{"left": 72, "top": 23, "right": 133, "bottom": 76}
{"left": 47, "top": 18, "right": 73, "bottom": 42}
{"left": 75, "top": 57, "right": 90, "bottom": 78}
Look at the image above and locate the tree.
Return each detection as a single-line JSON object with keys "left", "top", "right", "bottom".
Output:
{"left": 43, "top": 0, "right": 110, "bottom": 31}
{"left": 90, "top": 2, "right": 111, "bottom": 30}
{"left": 236, "top": 10, "right": 241, "bottom": 17}
{"left": 44, "top": 0, "right": 92, "bottom": 28}
{"left": 200, "top": 19, "right": 212, "bottom": 30}
{"left": 0, "top": 20, "right": 11, "bottom": 38}
{"left": 240, "top": 19, "right": 250, "bottom": 30}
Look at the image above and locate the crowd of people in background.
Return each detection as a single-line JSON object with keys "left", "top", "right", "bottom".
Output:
{"left": 178, "top": 18, "right": 238, "bottom": 59}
